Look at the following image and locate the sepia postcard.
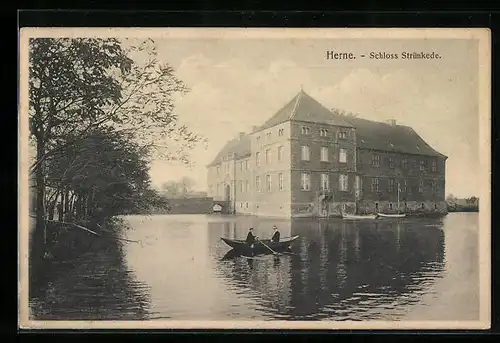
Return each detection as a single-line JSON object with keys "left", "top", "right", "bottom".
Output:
{"left": 18, "top": 27, "right": 491, "bottom": 330}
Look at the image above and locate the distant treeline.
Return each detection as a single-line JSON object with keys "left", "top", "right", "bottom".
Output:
{"left": 446, "top": 196, "right": 479, "bottom": 212}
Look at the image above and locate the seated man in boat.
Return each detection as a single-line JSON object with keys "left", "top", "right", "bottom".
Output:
{"left": 271, "top": 225, "right": 280, "bottom": 243}
{"left": 246, "top": 228, "right": 257, "bottom": 248}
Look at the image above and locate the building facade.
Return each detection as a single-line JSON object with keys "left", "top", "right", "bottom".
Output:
{"left": 207, "top": 90, "right": 447, "bottom": 218}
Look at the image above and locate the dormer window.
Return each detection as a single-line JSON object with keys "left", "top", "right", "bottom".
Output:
{"left": 320, "top": 128, "right": 328, "bottom": 137}
{"left": 339, "top": 131, "right": 348, "bottom": 139}
{"left": 301, "top": 126, "right": 310, "bottom": 135}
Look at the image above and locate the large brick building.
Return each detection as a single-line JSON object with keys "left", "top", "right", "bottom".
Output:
{"left": 207, "top": 90, "right": 448, "bottom": 218}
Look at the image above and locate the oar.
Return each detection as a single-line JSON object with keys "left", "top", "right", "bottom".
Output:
{"left": 256, "top": 237, "right": 279, "bottom": 255}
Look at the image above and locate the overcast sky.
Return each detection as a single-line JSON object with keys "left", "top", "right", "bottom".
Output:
{"left": 147, "top": 37, "right": 479, "bottom": 198}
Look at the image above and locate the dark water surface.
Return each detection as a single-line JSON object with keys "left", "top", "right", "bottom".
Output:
{"left": 29, "top": 213, "right": 479, "bottom": 321}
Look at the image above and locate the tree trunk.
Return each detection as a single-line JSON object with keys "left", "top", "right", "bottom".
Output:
{"left": 87, "top": 189, "right": 94, "bottom": 219}
{"left": 58, "top": 185, "right": 64, "bottom": 222}
{"left": 68, "top": 192, "right": 75, "bottom": 220}
{"left": 48, "top": 199, "right": 56, "bottom": 221}
{"left": 63, "top": 186, "right": 70, "bottom": 222}
{"left": 35, "top": 138, "right": 46, "bottom": 243}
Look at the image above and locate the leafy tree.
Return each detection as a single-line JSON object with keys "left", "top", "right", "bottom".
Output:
{"left": 29, "top": 38, "right": 132, "bottom": 231}
{"left": 446, "top": 194, "right": 457, "bottom": 202}
{"left": 28, "top": 38, "right": 203, "bottom": 233}
{"left": 159, "top": 177, "right": 197, "bottom": 199}
{"left": 44, "top": 127, "right": 151, "bottom": 222}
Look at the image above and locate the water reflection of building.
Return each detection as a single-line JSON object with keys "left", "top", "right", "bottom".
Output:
{"left": 216, "top": 217, "right": 445, "bottom": 320}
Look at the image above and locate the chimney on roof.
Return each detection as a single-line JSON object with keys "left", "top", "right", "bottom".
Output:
{"left": 238, "top": 132, "right": 245, "bottom": 140}
{"left": 388, "top": 119, "right": 397, "bottom": 127}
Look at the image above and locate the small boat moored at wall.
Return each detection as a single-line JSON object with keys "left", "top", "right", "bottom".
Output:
{"left": 342, "top": 214, "right": 379, "bottom": 220}
{"left": 376, "top": 182, "right": 406, "bottom": 219}
{"left": 377, "top": 213, "right": 406, "bottom": 218}
{"left": 221, "top": 235, "right": 299, "bottom": 254}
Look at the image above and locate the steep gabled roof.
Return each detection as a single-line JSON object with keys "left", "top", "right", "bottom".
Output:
{"left": 208, "top": 90, "right": 446, "bottom": 167}
{"left": 343, "top": 116, "right": 447, "bottom": 158}
{"left": 254, "top": 90, "right": 354, "bottom": 132}
{"left": 207, "top": 134, "right": 251, "bottom": 166}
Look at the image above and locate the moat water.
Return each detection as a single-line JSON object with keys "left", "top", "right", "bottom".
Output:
{"left": 29, "top": 212, "right": 479, "bottom": 321}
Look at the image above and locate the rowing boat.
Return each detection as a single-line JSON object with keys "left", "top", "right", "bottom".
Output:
{"left": 377, "top": 213, "right": 406, "bottom": 218}
{"left": 220, "top": 235, "right": 299, "bottom": 254}
{"left": 342, "top": 214, "right": 379, "bottom": 220}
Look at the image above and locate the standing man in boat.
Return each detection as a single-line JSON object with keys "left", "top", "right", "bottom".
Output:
{"left": 271, "top": 225, "right": 280, "bottom": 243}
{"left": 246, "top": 227, "right": 257, "bottom": 248}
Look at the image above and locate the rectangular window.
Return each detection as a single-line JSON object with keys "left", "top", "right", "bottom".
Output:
{"left": 216, "top": 166, "right": 220, "bottom": 175}
{"left": 419, "top": 180, "right": 424, "bottom": 193}
{"left": 403, "top": 179, "right": 408, "bottom": 193}
{"left": 321, "top": 173, "right": 330, "bottom": 190}
{"left": 320, "top": 128, "right": 328, "bottom": 137}
{"left": 240, "top": 180, "right": 244, "bottom": 193}
{"left": 256, "top": 152, "right": 260, "bottom": 167}
{"left": 388, "top": 178, "right": 395, "bottom": 192}
{"left": 402, "top": 158, "right": 408, "bottom": 169}
{"left": 256, "top": 176, "right": 261, "bottom": 192}
{"left": 246, "top": 180, "right": 250, "bottom": 192}
{"left": 277, "top": 146, "right": 284, "bottom": 161}
{"left": 278, "top": 173, "right": 284, "bottom": 191}
{"left": 339, "top": 148, "right": 347, "bottom": 163}
{"left": 256, "top": 136, "right": 260, "bottom": 145}
{"left": 432, "top": 179, "right": 437, "bottom": 193}
{"left": 301, "top": 173, "right": 310, "bottom": 191}
{"left": 266, "top": 174, "right": 272, "bottom": 192}
{"left": 301, "top": 145, "right": 310, "bottom": 161}
{"left": 278, "top": 128, "right": 284, "bottom": 136}
{"left": 265, "top": 149, "right": 271, "bottom": 164}
{"left": 432, "top": 160, "right": 437, "bottom": 172}
{"left": 301, "top": 126, "right": 310, "bottom": 135}
{"left": 240, "top": 161, "right": 243, "bottom": 172}
{"left": 339, "top": 131, "right": 348, "bottom": 139}
{"left": 339, "top": 174, "right": 348, "bottom": 191}
{"left": 389, "top": 157, "right": 395, "bottom": 169}
{"left": 371, "top": 177, "right": 379, "bottom": 192}
{"left": 372, "top": 154, "right": 380, "bottom": 167}
{"left": 245, "top": 160, "right": 249, "bottom": 170}
{"left": 321, "top": 147, "right": 329, "bottom": 162}
{"left": 420, "top": 160, "right": 425, "bottom": 171}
